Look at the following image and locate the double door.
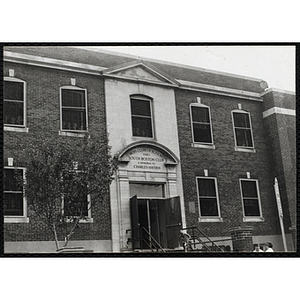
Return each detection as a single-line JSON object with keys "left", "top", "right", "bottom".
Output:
{"left": 130, "top": 196, "right": 182, "bottom": 249}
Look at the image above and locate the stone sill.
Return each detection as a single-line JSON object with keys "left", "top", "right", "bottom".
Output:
{"left": 235, "top": 147, "right": 256, "bottom": 153}
{"left": 4, "top": 217, "right": 29, "bottom": 223}
{"left": 65, "top": 218, "right": 94, "bottom": 223}
{"left": 198, "top": 217, "right": 223, "bottom": 222}
{"left": 131, "top": 136, "right": 156, "bottom": 141}
{"left": 243, "top": 217, "right": 264, "bottom": 222}
{"left": 59, "top": 131, "right": 86, "bottom": 137}
{"left": 4, "top": 126, "right": 29, "bottom": 133}
{"left": 191, "top": 143, "right": 215, "bottom": 150}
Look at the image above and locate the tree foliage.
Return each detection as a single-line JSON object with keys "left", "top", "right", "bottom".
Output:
{"left": 22, "top": 133, "right": 116, "bottom": 250}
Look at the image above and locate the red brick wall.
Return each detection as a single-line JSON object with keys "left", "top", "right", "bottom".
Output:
{"left": 175, "top": 89, "right": 281, "bottom": 237}
{"left": 4, "top": 62, "right": 111, "bottom": 242}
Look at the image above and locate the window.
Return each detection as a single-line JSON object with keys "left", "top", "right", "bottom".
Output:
{"left": 190, "top": 104, "right": 213, "bottom": 145}
{"left": 61, "top": 87, "right": 88, "bottom": 131}
{"left": 61, "top": 169, "right": 91, "bottom": 219}
{"left": 240, "top": 179, "right": 262, "bottom": 220}
{"left": 4, "top": 168, "right": 25, "bottom": 216}
{"left": 232, "top": 111, "right": 254, "bottom": 148}
{"left": 196, "top": 177, "right": 221, "bottom": 219}
{"left": 130, "top": 95, "right": 153, "bottom": 138}
{"left": 4, "top": 78, "right": 26, "bottom": 127}
{"left": 63, "top": 195, "right": 90, "bottom": 218}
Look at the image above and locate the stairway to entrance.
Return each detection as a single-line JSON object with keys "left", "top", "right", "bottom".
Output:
{"left": 125, "top": 225, "right": 229, "bottom": 253}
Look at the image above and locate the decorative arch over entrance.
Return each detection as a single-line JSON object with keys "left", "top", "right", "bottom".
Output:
{"left": 117, "top": 140, "right": 180, "bottom": 170}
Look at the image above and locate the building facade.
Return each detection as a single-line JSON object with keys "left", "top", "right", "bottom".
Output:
{"left": 3, "top": 46, "right": 296, "bottom": 253}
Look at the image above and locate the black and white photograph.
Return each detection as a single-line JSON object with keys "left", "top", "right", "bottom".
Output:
{"left": 1, "top": 3, "right": 299, "bottom": 298}
{"left": 3, "top": 45, "right": 296, "bottom": 255}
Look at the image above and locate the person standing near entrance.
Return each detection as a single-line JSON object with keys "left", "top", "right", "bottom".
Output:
{"left": 179, "top": 230, "right": 192, "bottom": 252}
{"left": 264, "top": 242, "right": 274, "bottom": 252}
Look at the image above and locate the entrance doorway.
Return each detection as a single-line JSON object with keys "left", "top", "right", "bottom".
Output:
{"left": 130, "top": 195, "right": 182, "bottom": 250}
{"left": 137, "top": 199, "right": 166, "bottom": 248}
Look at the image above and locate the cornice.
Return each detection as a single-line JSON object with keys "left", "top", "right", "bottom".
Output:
{"left": 4, "top": 51, "right": 106, "bottom": 75}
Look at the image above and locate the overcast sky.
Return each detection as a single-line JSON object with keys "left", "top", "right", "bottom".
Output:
{"left": 87, "top": 46, "right": 295, "bottom": 92}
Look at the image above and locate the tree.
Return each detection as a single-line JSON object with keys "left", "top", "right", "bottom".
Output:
{"left": 21, "top": 133, "right": 115, "bottom": 250}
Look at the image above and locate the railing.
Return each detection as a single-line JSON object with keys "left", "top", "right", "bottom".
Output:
{"left": 126, "top": 227, "right": 166, "bottom": 253}
{"left": 182, "top": 226, "right": 232, "bottom": 252}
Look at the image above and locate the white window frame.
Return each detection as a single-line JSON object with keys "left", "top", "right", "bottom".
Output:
{"left": 4, "top": 76, "right": 28, "bottom": 133}
{"left": 239, "top": 178, "right": 264, "bottom": 222}
{"left": 62, "top": 194, "right": 93, "bottom": 223}
{"left": 130, "top": 95, "right": 154, "bottom": 139}
{"left": 4, "top": 167, "right": 29, "bottom": 223}
{"left": 190, "top": 103, "right": 215, "bottom": 149}
{"left": 232, "top": 109, "right": 255, "bottom": 153}
{"left": 196, "top": 176, "right": 222, "bottom": 222}
{"left": 59, "top": 86, "right": 88, "bottom": 135}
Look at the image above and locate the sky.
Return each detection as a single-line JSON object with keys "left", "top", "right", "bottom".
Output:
{"left": 87, "top": 45, "right": 295, "bottom": 92}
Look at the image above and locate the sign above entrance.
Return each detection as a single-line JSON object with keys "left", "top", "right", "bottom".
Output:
{"left": 123, "top": 147, "right": 172, "bottom": 172}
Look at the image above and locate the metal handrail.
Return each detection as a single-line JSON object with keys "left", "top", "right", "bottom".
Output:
{"left": 182, "top": 226, "right": 225, "bottom": 252}
{"left": 126, "top": 226, "right": 165, "bottom": 253}
{"left": 141, "top": 227, "right": 165, "bottom": 253}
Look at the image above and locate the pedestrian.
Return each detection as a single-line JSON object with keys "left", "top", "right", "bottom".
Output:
{"left": 253, "top": 244, "right": 263, "bottom": 252}
{"left": 179, "top": 230, "right": 192, "bottom": 252}
{"left": 264, "top": 242, "right": 274, "bottom": 252}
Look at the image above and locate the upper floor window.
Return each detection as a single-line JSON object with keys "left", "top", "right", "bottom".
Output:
{"left": 232, "top": 111, "right": 254, "bottom": 149}
{"left": 130, "top": 95, "right": 153, "bottom": 138}
{"left": 4, "top": 168, "right": 25, "bottom": 217}
{"left": 4, "top": 77, "right": 26, "bottom": 127}
{"left": 190, "top": 104, "right": 213, "bottom": 145}
{"left": 240, "top": 179, "right": 263, "bottom": 220}
{"left": 196, "top": 177, "right": 221, "bottom": 218}
{"left": 60, "top": 87, "right": 88, "bottom": 132}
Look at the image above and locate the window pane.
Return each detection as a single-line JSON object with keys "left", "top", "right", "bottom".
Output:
{"left": 64, "top": 196, "right": 88, "bottom": 217}
{"left": 62, "top": 109, "right": 86, "bottom": 130}
{"left": 244, "top": 199, "right": 260, "bottom": 216}
{"left": 192, "top": 106, "right": 209, "bottom": 123}
{"left": 241, "top": 181, "right": 258, "bottom": 198}
{"left": 4, "top": 193, "right": 23, "bottom": 216}
{"left": 233, "top": 112, "right": 250, "bottom": 128}
{"left": 62, "top": 90, "right": 85, "bottom": 107}
{"left": 4, "top": 81, "right": 24, "bottom": 101}
{"left": 4, "top": 101, "right": 24, "bottom": 125}
{"left": 4, "top": 169, "right": 23, "bottom": 191}
{"left": 200, "top": 198, "right": 219, "bottom": 216}
{"left": 235, "top": 129, "right": 253, "bottom": 147}
{"left": 193, "top": 123, "right": 212, "bottom": 143}
{"left": 198, "top": 178, "right": 216, "bottom": 197}
{"left": 131, "top": 99, "right": 151, "bottom": 116}
{"left": 132, "top": 116, "right": 153, "bottom": 137}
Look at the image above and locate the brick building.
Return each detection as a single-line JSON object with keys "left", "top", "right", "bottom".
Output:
{"left": 3, "top": 46, "right": 296, "bottom": 253}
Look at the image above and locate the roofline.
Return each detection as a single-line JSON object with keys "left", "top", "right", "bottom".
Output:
{"left": 4, "top": 50, "right": 106, "bottom": 75}
{"left": 178, "top": 79, "right": 262, "bottom": 101}
{"left": 4, "top": 50, "right": 265, "bottom": 101}
{"left": 74, "top": 46, "right": 266, "bottom": 83}
{"left": 261, "top": 87, "right": 295, "bottom": 96}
